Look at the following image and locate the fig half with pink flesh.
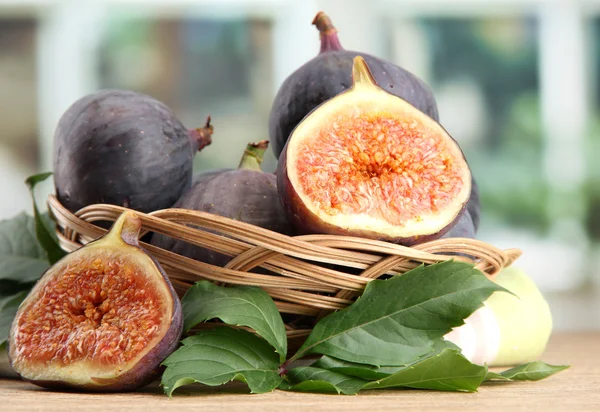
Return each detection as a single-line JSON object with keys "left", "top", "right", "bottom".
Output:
{"left": 277, "top": 56, "right": 472, "bottom": 245}
{"left": 8, "top": 211, "right": 183, "bottom": 392}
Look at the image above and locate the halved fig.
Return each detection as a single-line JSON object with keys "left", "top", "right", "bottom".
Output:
{"left": 277, "top": 56, "right": 472, "bottom": 245}
{"left": 8, "top": 211, "right": 183, "bottom": 392}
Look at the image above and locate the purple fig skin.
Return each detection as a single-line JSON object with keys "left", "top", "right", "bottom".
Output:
{"left": 467, "top": 177, "right": 481, "bottom": 232}
{"left": 152, "top": 141, "right": 294, "bottom": 266}
{"left": 441, "top": 209, "right": 476, "bottom": 239}
{"left": 277, "top": 143, "right": 467, "bottom": 246}
{"left": 53, "top": 89, "right": 213, "bottom": 215}
{"left": 7, "top": 212, "right": 183, "bottom": 392}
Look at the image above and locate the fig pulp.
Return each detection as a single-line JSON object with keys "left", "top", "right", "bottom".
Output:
{"left": 53, "top": 90, "right": 214, "bottom": 215}
{"left": 277, "top": 57, "right": 472, "bottom": 246}
{"left": 269, "top": 11, "right": 439, "bottom": 158}
{"left": 152, "top": 140, "right": 293, "bottom": 267}
{"left": 8, "top": 212, "right": 183, "bottom": 392}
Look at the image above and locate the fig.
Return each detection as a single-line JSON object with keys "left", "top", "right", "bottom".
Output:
{"left": 8, "top": 211, "right": 183, "bottom": 392}
{"left": 269, "top": 11, "right": 439, "bottom": 158}
{"left": 53, "top": 89, "right": 214, "bottom": 215}
{"left": 277, "top": 56, "right": 472, "bottom": 246}
{"left": 441, "top": 209, "right": 476, "bottom": 239}
{"left": 151, "top": 140, "right": 293, "bottom": 267}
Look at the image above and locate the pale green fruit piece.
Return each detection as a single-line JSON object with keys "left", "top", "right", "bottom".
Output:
{"left": 444, "top": 265, "right": 553, "bottom": 366}
{"left": 487, "top": 265, "right": 553, "bottom": 366}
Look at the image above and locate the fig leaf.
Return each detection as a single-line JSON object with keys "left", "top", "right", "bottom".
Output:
{"left": 25, "top": 172, "right": 66, "bottom": 264}
{"left": 0, "top": 290, "right": 28, "bottom": 347}
{"left": 311, "top": 339, "right": 460, "bottom": 380}
{"left": 290, "top": 261, "right": 507, "bottom": 366}
{"left": 161, "top": 327, "right": 282, "bottom": 396}
{"left": 281, "top": 366, "right": 368, "bottom": 395}
{"left": 361, "top": 349, "right": 487, "bottom": 392}
{"left": 0, "top": 213, "right": 50, "bottom": 284}
{"left": 485, "top": 361, "right": 570, "bottom": 382}
{"left": 181, "top": 281, "right": 287, "bottom": 362}
{"left": 283, "top": 348, "right": 486, "bottom": 394}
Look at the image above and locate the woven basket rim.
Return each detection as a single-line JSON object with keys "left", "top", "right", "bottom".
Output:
{"left": 47, "top": 193, "right": 520, "bottom": 295}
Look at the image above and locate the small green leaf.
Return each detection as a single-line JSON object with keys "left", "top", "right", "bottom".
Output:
{"left": 25, "top": 172, "right": 66, "bottom": 264}
{"left": 0, "top": 213, "right": 50, "bottom": 283}
{"left": 491, "top": 361, "right": 570, "bottom": 381}
{"left": 0, "top": 290, "right": 28, "bottom": 346}
{"left": 292, "top": 261, "right": 506, "bottom": 366}
{"left": 182, "top": 281, "right": 287, "bottom": 362}
{"left": 484, "top": 371, "right": 511, "bottom": 381}
{"left": 161, "top": 327, "right": 282, "bottom": 396}
{"left": 283, "top": 366, "right": 368, "bottom": 394}
{"left": 363, "top": 349, "right": 487, "bottom": 392}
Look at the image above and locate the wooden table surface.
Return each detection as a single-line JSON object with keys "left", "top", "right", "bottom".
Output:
{"left": 1, "top": 332, "right": 598, "bottom": 412}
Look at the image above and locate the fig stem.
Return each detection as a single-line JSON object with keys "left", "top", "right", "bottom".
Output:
{"left": 105, "top": 211, "right": 142, "bottom": 247}
{"left": 188, "top": 115, "right": 214, "bottom": 152}
{"left": 238, "top": 140, "right": 268, "bottom": 171}
{"left": 352, "top": 56, "right": 378, "bottom": 89}
{"left": 312, "top": 11, "right": 344, "bottom": 53}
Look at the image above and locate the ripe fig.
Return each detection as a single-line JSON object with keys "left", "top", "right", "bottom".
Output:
{"left": 53, "top": 89, "right": 214, "bottom": 215}
{"left": 151, "top": 140, "right": 293, "bottom": 267}
{"left": 269, "top": 11, "right": 439, "bottom": 158}
{"left": 277, "top": 56, "right": 472, "bottom": 246}
{"left": 8, "top": 211, "right": 183, "bottom": 392}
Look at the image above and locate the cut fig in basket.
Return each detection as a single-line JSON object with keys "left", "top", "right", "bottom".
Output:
{"left": 8, "top": 211, "right": 183, "bottom": 392}
{"left": 277, "top": 56, "right": 472, "bottom": 246}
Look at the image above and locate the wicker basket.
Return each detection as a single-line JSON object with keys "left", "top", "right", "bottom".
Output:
{"left": 47, "top": 194, "right": 521, "bottom": 349}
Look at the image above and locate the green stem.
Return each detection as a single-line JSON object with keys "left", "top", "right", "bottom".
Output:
{"left": 238, "top": 140, "right": 269, "bottom": 171}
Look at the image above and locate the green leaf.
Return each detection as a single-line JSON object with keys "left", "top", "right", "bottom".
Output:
{"left": 25, "top": 172, "right": 66, "bottom": 264}
{"left": 291, "top": 261, "right": 506, "bottom": 366}
{"left": 484, "top": 370, "right": 511, "bottom": 381}
{"left": 488, "top": 361, "right": 570, "bottom": 381}
{"left": 312, "top": 339, "right": 460, "bottom": 381}
{"left": 181, "top": 281, "right": 287, "bottom": 362}
{"left": 161, "top": 327, "right": 282, "bottom": 396}
{"left": 311, "top": 355, "right": 393, "bottom": 381}
{"left": 363, "top": 349, "right": 487, "bottom": 392}
{"left": 282, "top": 366, "right": 368, "bottom": 394}
{"left": 0, "top": 290, "right": 28, "bottom": 346}
{"left": 0, "top": 213, "right": 50, "bottom": 283}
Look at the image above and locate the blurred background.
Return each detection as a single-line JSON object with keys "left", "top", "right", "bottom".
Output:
{"left": 0, "top": 0, "right": 598, "bottom": 330}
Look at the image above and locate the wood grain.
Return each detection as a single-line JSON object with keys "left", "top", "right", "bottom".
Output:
{"left": 1, "top": 332, "right": 598, "bottom": 412}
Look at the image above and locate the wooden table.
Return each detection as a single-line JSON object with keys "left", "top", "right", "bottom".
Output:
{"left": 1, "top": 332, "right": 598, "bottom": 411}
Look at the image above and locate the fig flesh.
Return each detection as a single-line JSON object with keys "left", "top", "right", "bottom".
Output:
{"left": 269, "top": 11, "right": 439, "bottom": 158}
{"left": 277, "top": 57, "right": 472, "bottom": 246}
{"left": 152, "top": 140, "right": 293, "bottom": 267}
{"left": 8, "top": 211, "right": 183, "bottom": 392}
{"left": 53, "top": 89, "right": 214, "bottom": 214}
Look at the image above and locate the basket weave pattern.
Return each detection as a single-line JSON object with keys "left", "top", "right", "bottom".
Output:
{"left": 48, "top": 195, "right": 521, "bottom": 344}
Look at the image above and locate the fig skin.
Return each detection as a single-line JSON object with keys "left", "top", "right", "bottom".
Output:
{"left": 151, "top": 140, "right": 293, "bottom": 267}
{"left": 277, "top": 57, "right": 471, "bottom": 246}
{"left": 269, "top": 11, "right": 439, "bottom": 158}
{"left": 467, "top": 177, "right": 481, "bottom": 232}
{"left": 8, "top": 212, "right": 183, "bottom": 392}
{"left": 53, "top": 89, "right": 213, "bottom": 215}
{"left": 441, "top": 209, "right": 476, "bottom": 239}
